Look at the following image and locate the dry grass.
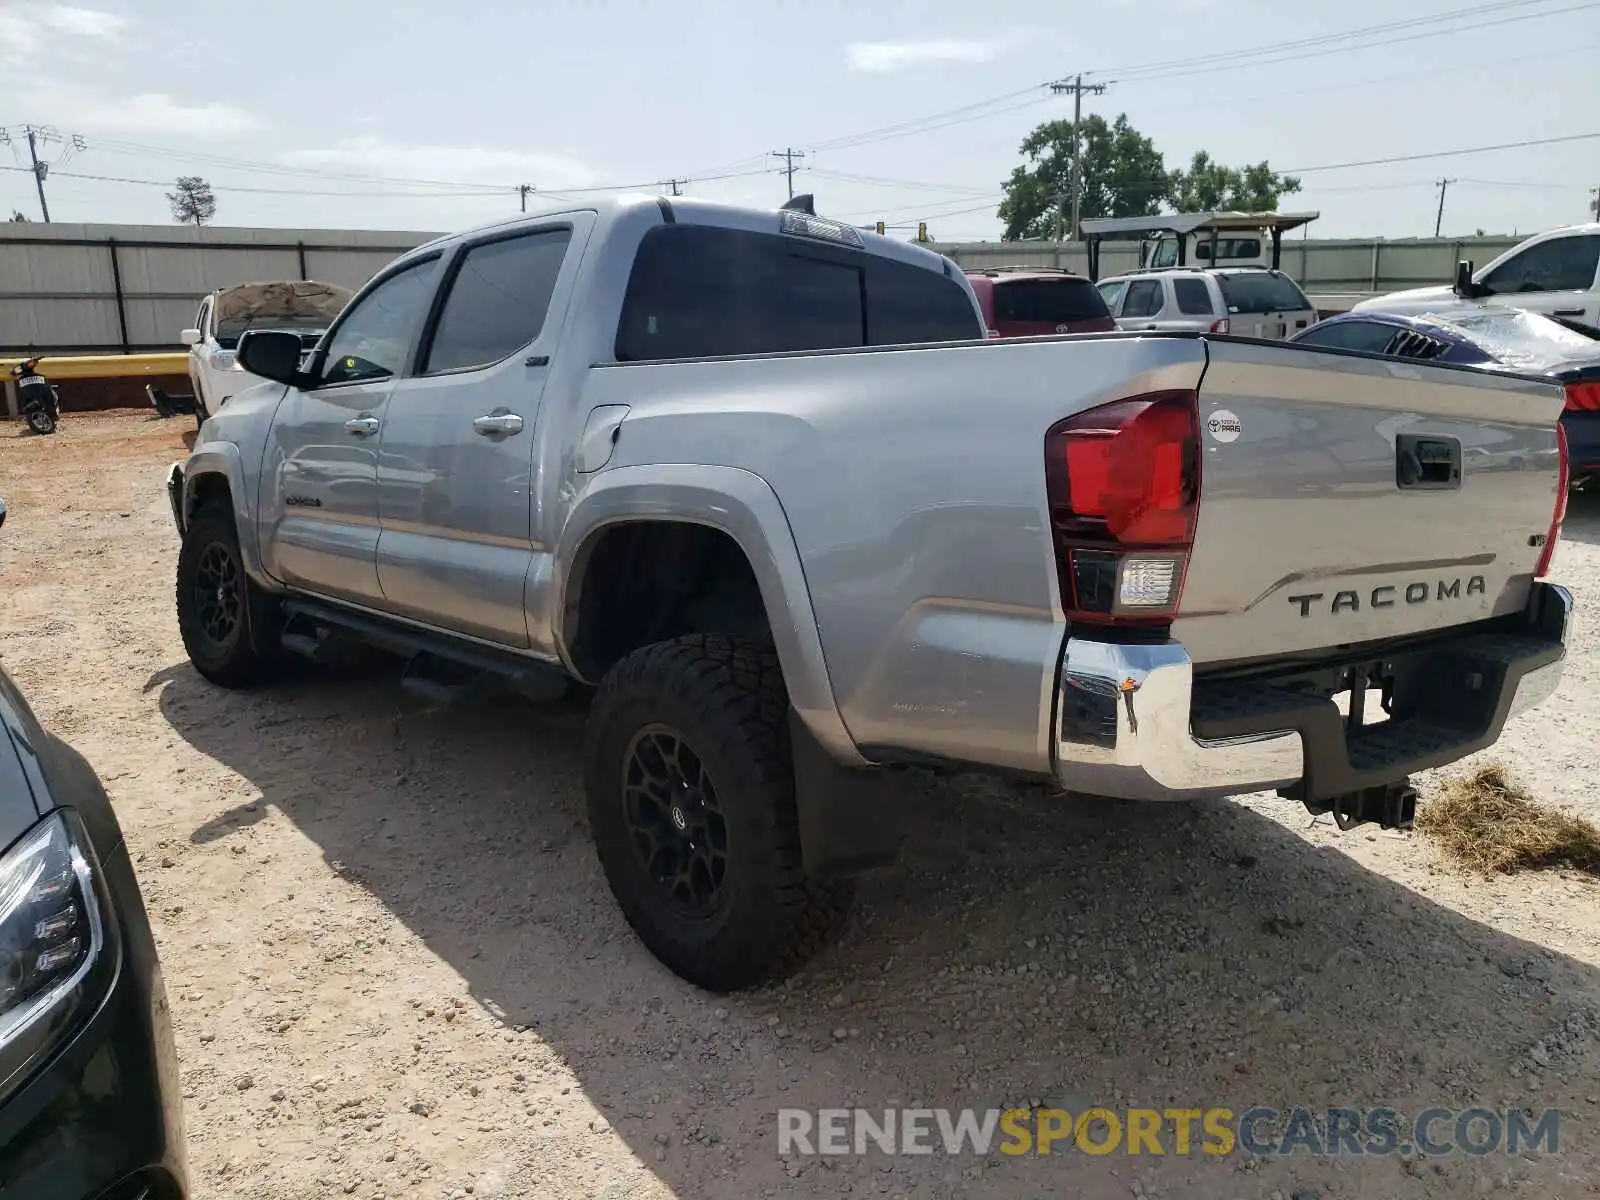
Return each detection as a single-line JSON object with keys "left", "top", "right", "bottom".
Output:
{"left": 1416, "top": 764, "right": 1600, "bottom": 875}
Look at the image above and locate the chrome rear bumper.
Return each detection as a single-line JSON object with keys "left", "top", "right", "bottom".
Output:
{"left": 1053, "top": 583, "right": 1573, "bottom": 802}
{"left": 1054, "top": 640, "right": 1304, "bottom": 801}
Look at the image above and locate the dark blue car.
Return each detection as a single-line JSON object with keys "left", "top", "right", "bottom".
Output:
{"left": 1292, "top": 307, "right": 1600, "bottom": 488}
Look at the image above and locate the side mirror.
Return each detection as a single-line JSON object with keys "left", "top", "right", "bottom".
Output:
{"left": 180, "top": 328, "right": 202, "bottom": 346}
{"left": 1453, "top": 260, "right": 1476, "bottom": 299}
{"left": 237, "top": 330, "right": 306, "bottom": 387}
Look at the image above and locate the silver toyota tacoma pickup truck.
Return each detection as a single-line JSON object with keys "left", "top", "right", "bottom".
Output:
{"left": 165, "top": 195, "right": 1574, "bottom": 991}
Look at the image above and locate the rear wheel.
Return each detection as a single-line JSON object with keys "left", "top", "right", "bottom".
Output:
{"left": 25, "top": 408, "right": 55, "bottom": 435}
{"left": 584, "top": 634, "right": 852, "bottom": 991}
{"left": 175, "top": 504, "right": 284, "bottom": 687}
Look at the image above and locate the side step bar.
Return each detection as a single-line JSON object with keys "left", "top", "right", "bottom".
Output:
{"left": 281, "top": 599, "right": 570, "bottom": 703}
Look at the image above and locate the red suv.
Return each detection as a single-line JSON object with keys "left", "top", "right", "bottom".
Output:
{"left": 964, "top": 268, "right": 1116, "bottom": 338}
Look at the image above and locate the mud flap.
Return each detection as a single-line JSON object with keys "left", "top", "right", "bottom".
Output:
{"left": 789, "top": 709, "right": 903, "bottom": 878}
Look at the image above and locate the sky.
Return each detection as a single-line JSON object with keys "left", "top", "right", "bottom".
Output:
{"left": 0, "top": 0, "right": 1593, "bottom": 242}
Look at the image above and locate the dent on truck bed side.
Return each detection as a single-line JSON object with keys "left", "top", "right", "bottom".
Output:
{"left": 551, "top": 462, "right": 866, "bottom": 767}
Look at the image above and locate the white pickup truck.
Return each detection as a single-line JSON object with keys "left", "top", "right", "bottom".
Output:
{"left": 1356, "top": 222, "right": 1600, "bottom": 327}
{"left": 165, "top": 196, "right": 1573, "bottom": 991}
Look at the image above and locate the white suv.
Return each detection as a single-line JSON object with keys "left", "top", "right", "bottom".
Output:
{"left": 182, "top": 281, "right": 353, "bottom": 422}
{"left": 1097, "top": 268, "right": 1316, "bottom": 340}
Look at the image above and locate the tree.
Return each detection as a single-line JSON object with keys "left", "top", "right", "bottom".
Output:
{"left": 998, "top": 114, "right": 1166, "bottom": 241}
{"left": 997, "top": 113, "right": 1302, "bottom": 239}
{"left": 9, "top": 211, "right": 26, "bottom": 222}
{"left": 167, "top": 176, "right": 216, "bottom": 226}
{"left": 1167, "top": 151, "right": 1300, "bottom": 212}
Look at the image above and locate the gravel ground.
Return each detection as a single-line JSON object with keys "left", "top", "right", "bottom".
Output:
{"left": 2, "top": 411, "right": 1599, "bottom": 1200}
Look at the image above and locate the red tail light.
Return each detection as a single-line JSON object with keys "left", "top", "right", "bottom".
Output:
{"left": 1044, "top": 391, "right": 1200, "bottom": 625}
{"left": 1535, "top": 422, "right": 1568, "bottom": 578}
{"left": 1563, "top": 381, "right": 1600, "bottom": 412}
{"left": 1209, "top": 318, "right": 1230, "bottom": 334}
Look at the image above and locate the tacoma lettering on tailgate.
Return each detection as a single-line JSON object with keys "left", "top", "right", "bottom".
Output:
{"left": 1288, "top": 575, "right": 1487, "bottom": 617}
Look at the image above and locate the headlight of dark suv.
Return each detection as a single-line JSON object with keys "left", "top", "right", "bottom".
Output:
{"left": 0, "top": 810, "right": 112, "bottom": 1100}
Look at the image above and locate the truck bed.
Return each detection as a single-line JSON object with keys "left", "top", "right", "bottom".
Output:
{"left": 581, "top": 331, "right": 1565, "bottom": 777}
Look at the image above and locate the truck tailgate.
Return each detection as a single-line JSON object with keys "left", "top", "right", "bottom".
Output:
{"left": 1173, "top": 339, "right": 1565, "bottom": 665}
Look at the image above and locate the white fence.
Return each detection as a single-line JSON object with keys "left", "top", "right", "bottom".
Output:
{"left": 0, "top": 219, "right": 1528, "bottom": 353}
{"left": 0, "top": 222, "right": 438, "bottom": 353}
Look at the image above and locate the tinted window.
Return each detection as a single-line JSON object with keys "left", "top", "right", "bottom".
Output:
{"left": 1195, "top": 238, "right": 1262, "bottom": 262}
{"left": 424, "top": 229, "right": 571, "bottom": 373}
{"left": 1217, "top": 272, "right": 1311, "bottom": 314}
{"left": 1482, "top": 234, "right": 1600, "bottom": 295}
{"left": 866, "top": 257, "right": 981, "bottom": 345}
{"left": 993, "top": 278, "right": 1108, "bottom": 325}
{"left": 320, "top": 257, "right": 440, "bottom": 385}
{"left": 1293, "top": 320, "right": 1404, "bottom": 354}
{"left": 617, "top": 226, "right": 864, "bottom": 361}
{"left": 1173, "top": 278, "right": 1214, "bottom": 315}
{"left": 1122, "top": 279, "right": 1163, "bottom": 318}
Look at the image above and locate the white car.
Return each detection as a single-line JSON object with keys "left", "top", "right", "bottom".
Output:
{"left": 182, "top": 281, "right": 353, "bottom": 422}
{"left": 1097, "top": 267, "right": 1317, "bottom": 340}
{"left": 1354, "top": 222, "right": 1600, "bottom": 327}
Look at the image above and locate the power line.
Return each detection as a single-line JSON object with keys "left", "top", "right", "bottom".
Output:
{"left": 0, "top": 164, "right": 510, "bottom": 197}
{"left": 781, "top": 0, "right": 1585, "bottom": 158}
{"left": 0, "top": 159, "right": 776, "bottom": 200}
{"left": 806, "top": 168, "right": 992, "bottom": 194}
{"left": 808, "top": 87, "right": 1047, "bottom": 153}
{"left": 1113, "top": 0, "right": 1600, "bottom": 86}
{"left": 1101, "top": 0, "right": 1568, "bottom": 79}
{"left": 1282, "top": 131, "right": 1600, "bottom": 173}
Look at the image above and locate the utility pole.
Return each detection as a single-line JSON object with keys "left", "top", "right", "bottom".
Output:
{"left": 1434, "top": 178, "right": 1456, "bottom": 238}
{"left": 770, "top": 148, "right": 806, "bottom": 200}
{"left": 661, "top": 178, "right": 686, "bottom": 196}
{"left": 517, "top": 183, "right": 534, "bottom": 213}
{"left": 25, "top": 126, "right": 50, "bottom": 223}
{"left": 1049, "top": 75, "right": 1107, "bottom": 242}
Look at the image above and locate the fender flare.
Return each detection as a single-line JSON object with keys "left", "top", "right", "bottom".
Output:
{"left": 180, "top": 441, "right": 270, "bottom": 584}
{"left": 554, "top": 463, "right": 864, "bottom": 767}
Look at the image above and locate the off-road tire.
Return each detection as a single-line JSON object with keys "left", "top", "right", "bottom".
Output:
{"left": 585, "top": 634, "right": 853, "bottom": 991}
{"left": 176, "top": 502, "right": 285, "bottom": 687}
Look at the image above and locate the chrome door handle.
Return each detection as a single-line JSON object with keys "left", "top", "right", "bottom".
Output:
{"left": 344, "top": 415, "right": 380, "bottom": 437}
{"left": 472, "top": 410, "right": 524, "bottom": 437}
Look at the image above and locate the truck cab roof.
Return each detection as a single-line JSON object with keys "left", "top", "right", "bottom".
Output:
{"left": 401, "top": 193, "right": 962, "bottom": 280}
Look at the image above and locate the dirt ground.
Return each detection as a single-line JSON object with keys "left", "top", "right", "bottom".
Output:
{"left": 2, "top": 410, "right": 1599, "bottom": 1200}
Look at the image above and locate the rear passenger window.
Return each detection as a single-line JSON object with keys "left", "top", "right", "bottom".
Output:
{"left": 423, "top": 229, "right": 571, "bottom": 373}
{"left": 616, "top": 226, "right": 864, "bottom": 361}
{"left": 864, "top": 257, "right": 981, "bottom": 345}
{"left": 1121, "top": 280, "right": 1163, "bottom": 318}
{"left": 1173, "top": 278, "right": 1213, "bottom": 315}
{"left": 1293, "top": 320, "right": 1404, "bottom": 354}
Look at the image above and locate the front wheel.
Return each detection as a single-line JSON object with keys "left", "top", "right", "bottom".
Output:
{"left": 584, "top": 634, "right": 853, "bottom": 991}
{"left": 175, "top": 504, "right": 284, "bottom": 687}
